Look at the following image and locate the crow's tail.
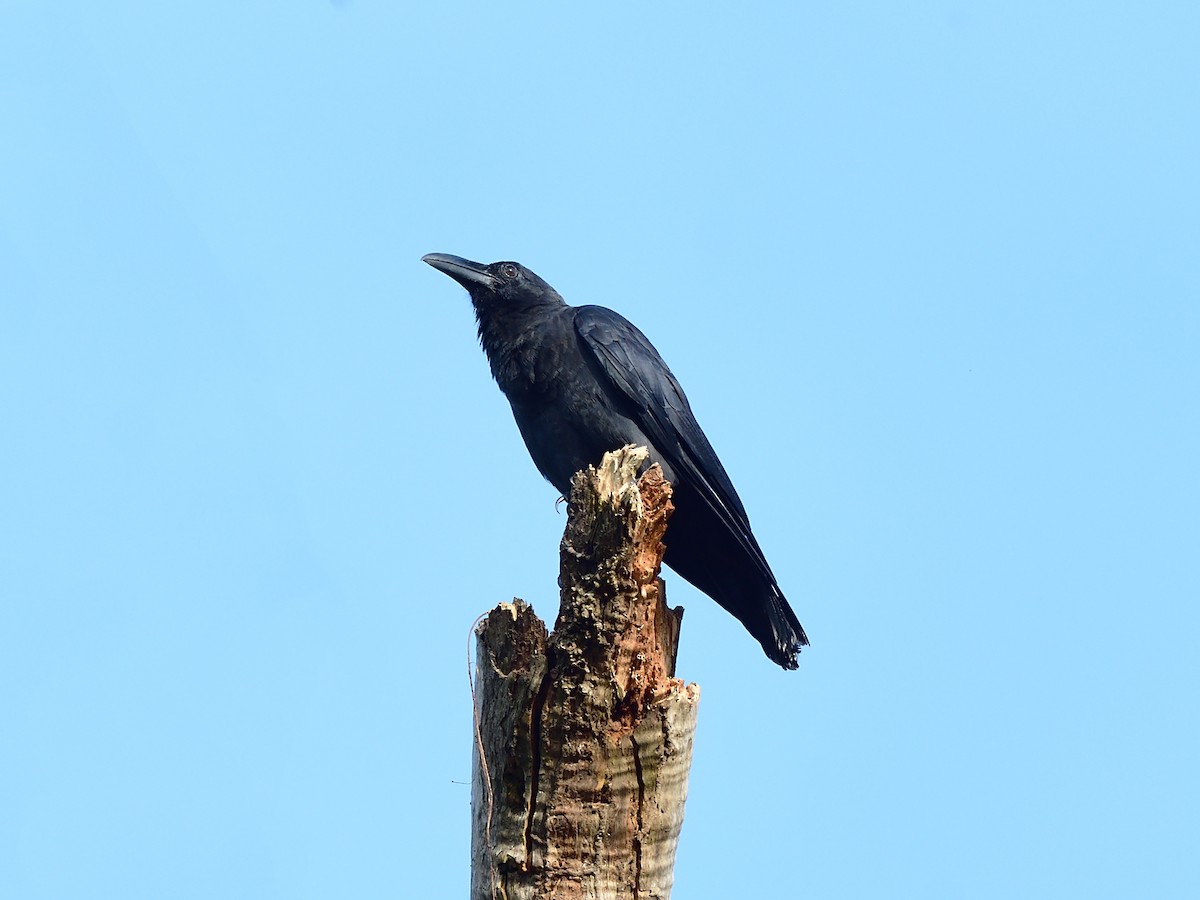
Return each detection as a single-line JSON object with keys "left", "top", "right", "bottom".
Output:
{"left": 758, "top": 585, "right": 809, "bottom": 670}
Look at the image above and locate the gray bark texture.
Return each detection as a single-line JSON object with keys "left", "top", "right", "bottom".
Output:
{"left": 471, "top": 446, "right": 700, "bottom": 900}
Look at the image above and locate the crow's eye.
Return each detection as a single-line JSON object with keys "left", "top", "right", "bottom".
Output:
{"left": 502, "top": 264, "right": 518, "bottom": 279}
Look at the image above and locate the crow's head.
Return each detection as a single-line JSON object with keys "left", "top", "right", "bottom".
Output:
{"left": 422, "top": 253, "right": 562, "bottom": 312}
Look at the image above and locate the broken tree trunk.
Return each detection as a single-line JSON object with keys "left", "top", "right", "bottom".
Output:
{"left": 471, "top": 446, "right": 701, "bottom": 900}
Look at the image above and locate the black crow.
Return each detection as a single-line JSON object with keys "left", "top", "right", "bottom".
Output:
{"left": 422, "top": 253, "right": 808, "bottom": 669}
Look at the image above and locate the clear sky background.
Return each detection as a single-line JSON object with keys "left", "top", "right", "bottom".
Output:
{"left": 2, "top": 2, "right": 1197, "bottom": 898}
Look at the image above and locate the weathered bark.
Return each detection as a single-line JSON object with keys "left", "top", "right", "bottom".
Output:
{"left": 471, "top": 446, "right": 700, "bottom": 900}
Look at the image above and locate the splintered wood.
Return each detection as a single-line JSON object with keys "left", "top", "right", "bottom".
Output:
{"left": 471, "top": 446, "right": 700, "bottom": 900}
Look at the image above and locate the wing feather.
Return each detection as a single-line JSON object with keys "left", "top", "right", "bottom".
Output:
{"left": 573, "top": 305, "right": 775, "bottom": 571}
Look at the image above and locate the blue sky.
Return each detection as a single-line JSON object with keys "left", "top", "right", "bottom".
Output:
{"left": 2, "top": 2, "right": 1197, "bottom": 897}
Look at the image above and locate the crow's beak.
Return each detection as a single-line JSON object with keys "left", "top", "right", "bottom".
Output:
{"left": 422, "top": 253, "right": 496, "bottom": 291}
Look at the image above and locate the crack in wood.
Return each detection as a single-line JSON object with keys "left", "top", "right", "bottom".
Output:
{"left": 524, "top": 660, "right": 553, "bottom": 872}
{"left": 630, "top": 732, "right": 646, "bottom": 897}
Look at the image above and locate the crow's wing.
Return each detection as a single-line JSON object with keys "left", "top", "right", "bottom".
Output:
{"left": 573, "top": 305, "right": 775, "bottom": 574}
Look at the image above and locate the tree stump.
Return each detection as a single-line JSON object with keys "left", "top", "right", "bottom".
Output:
{"left": 471, "top": 446, "right": 701, "bottom": 900}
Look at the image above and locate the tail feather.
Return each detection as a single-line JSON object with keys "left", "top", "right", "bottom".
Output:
{"left": 759, "top": 585, "right": 808, "bottom": 670}
{"left": 661, "top": 483, "right": 808, "bottom": 670}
